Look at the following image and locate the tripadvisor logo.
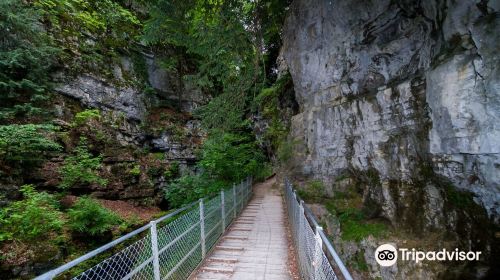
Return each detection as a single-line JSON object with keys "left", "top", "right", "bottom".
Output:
{"left": 375, "top": 244, "right": 482, "bottom": 267}
{"left": 375, "top": 244, "right": 398, "bottom": 266}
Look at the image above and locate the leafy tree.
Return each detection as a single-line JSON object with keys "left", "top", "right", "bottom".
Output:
{"left": 164, "top": 174, "right": 215, "bottom": 208}
{"left": 145, "top": 1, "right": 293, "bottom": 206}
{"left": 0, "top": 0, "right": 59, "bottom": 122}
{"left": 35, "top": 0, "right": 141, "bottom": 75}
{"left": 59, "top": 137, "right": 107, "bottom": 189}
{"left": 0, "top": 185, "right": 64, "bottom": 242}
{"left": 0, "top": 124, "right": 61, "bottom": 170}
{"left": 198, "top": 132, "right": 265, "bottom": 183}
{"left": 68, "top": 197, "right": 121, "bottom": 236}
{"left": 144, "top": 0, "right": 261, "bottom": 130}
{"left": 164, "top": 130, "right": 266, "bottom": 207}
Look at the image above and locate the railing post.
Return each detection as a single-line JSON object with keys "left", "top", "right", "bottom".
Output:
{"left": 244, "top": 178, "right": 248, "bottom": 202}
{"left": 247, "top": 177, "right": 251, "bottom": 202}
{"left": 221, "top": 190, "right": 226, "bottom": 231}
{"left": 150, "top": 221, "right": 161, "bottom": 280}
{"left": 233, "top": 184, "right": 237, "bottom": 218}
{"left": 239, "top": 182, "right": 243, "bottom": 212}
{"left": 199, "top": 199, "right": 206, "bottom": 258}
{"left": 249, "top": 177, "right": 252, "bottom": 201}
{"left": 314, "top": 225, "right": 324, "bottom": 280}
{"left": 298, "top": 200, "right": 305, "bottom": 266}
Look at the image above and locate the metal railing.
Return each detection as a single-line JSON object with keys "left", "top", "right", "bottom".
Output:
{"left": 284, "top": 178, "right": 353, "bottom": 280}
{"left": 35, "top": 177, "right": 253, "bottom": 280}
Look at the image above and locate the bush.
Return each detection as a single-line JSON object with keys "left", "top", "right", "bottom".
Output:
{"left": 59, "top": 137, "right": 107, "bottom": 189}
{"left": 163, "top": 162, "right": 179, "bottom": 180}
{"left": 35, "top": 0, "right": 141, "bottom": 76}
{"left": 129, "top": 164, "right": 141, "bottom": 176}
{"left": 68, "top": 197, "right": 121, "bottom": 236}
{"left": 72, "top": 109, "right": 101, "bottom": 127}
{"left": 164, "top": 175, "right": 219, "bottom": 208}
{"left": 164, "top": 131, "right": 266, "bottom": 207}
{"left": 0, "top": 0, "right": 59, "bottom": 122}
{"left": 277, "top": 139, "right": 298, "bottom": 164}
{"left": 0, "top": 124, "right": 61, "bottom": 165}
{"left": 0, "top": 185, "right": 64, "bottom": 242}
{"left": 339, "top": 208, "right": 387, "bottom": 242}
{"left": 198, "top": 132, "right": 266, "bottom": 183}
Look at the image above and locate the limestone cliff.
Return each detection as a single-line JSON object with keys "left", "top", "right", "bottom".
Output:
{"left": 280, "top": 0, "right": 499, "bottom": 278}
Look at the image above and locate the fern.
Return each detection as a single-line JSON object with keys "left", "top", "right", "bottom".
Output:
{"left": 59, "top": 137, "right": 107, "bottom": 189}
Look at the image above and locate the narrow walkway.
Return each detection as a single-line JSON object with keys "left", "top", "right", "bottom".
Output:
{"left": 191, "top": 177, "right": 294, "bottom": 280}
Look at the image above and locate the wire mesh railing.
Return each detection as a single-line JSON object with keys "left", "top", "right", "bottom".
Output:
{"left": 35, "top": 177, "right": 253, "bottom": 280}
{"left": 284, "top": 178, "right": 353, "bottom": 280}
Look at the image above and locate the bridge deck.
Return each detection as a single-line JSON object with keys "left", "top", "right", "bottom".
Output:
{"left": 190, "top": 177, "right": 296, "bottom": 280}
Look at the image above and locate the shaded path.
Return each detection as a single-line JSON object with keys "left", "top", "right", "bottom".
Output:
{"left": 191, "top": 177, "right": 295, "bottom": 280}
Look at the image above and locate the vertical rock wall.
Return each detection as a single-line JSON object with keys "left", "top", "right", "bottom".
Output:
{"left": 282, "top": 0, "right": 499, "bottom": 221}
{"left": 281, "top": 0, "right": 499, "bottom": 278}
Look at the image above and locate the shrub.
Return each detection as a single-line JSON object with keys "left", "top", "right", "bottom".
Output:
{"left": 59, "top": 137, "right": 107, "bottom": 189}
{"left": 129, "top": 164, "right": 141, "bottom": 176}
{"left": 277, "top": 139, "right": 298, "bottom": 164}
{"left": 163, "top": 162, "right": 179, "bottom": 180}
{"left": 254, "top": 162, "right": 273, "bottom": 182}
{"left": 339, "top": 208, "right": 387, "bottom": 241}
{"left": 0, "top": 185, "right": 64, "bottom": 242}
{"left": 163, "top": 131, "right": 266, "bottom": 207}
{"left": 0, "top": 124, "right": 61, "bottom": 165}
{"left": 34, "top": 0, "right": 141, "bottom": 76}
{"left": 254, "top": 73, "right": 292, "bottom": 150}
{"left": 0, "top": 0, "right": 59, "bottom": 121}
{"left": 164, "top": 175, "right": 224, "bottom": 208}
{"left": 309, "top": 180, "right": 324, "bottom": 195}
{"left": 68, "top": 197, "right": 121, "bottom": 236}
{"left": 198, "top": 132, "right": 266, "bottom": 183}
{"left": 72, "top": 109, "right": 101, "bottom": 127}
{"left": 341, "top": 219, "right": 387, "bottom": 242}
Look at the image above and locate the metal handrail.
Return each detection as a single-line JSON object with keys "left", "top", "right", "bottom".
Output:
{"left": 35, "top": 177, "right": 253, "bottom": 280}
{"left": 285, "top": 178, "right": 353, "bottom": 280}
{"left": 34, "top": 201, "right": 196, "bottom": 280}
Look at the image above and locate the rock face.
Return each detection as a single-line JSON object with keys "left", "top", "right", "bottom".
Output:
{"left": 48, "top": 52, "right": 205, "bottom": 204}
{"left": 281, "top": 0, "right": 499, "bottom": 278}
{"left": 55, "top": 74, "right": 148, "bottom": 121}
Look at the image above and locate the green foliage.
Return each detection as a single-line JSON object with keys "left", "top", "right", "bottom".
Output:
{"left": 341, "top": 218, "right": 387, "bottom": 242}
{"left": 129, "top": 164, "right": 141, "bottom": 176}
{"left": 444, "top": 183, "right": 476, "bottom": 207}
{"left": 163, "top": 162, "right": 179, "bottom": 180}
{"left": 72, "top": 109, "right": 101, "bottom": 127}
{"left": 59, "top": 137, "right": 107, "bottom": 189}
{"left": 255, "top": 73, "right": 292, "bottom": 150}
{"left": 145, "top": 0, "right": 263, "bottom": 131}
{"left": 277, "top": 139, "right": 299, "bottom": 164}
{"left": 164, "top": 174, "right": 220, "bottom": 208}
{"left": 0, "top": 185, "right": 64, "bottom": 242}
{"left": 198, "top": 132, "right": 266, "bottom": 183}
{"left": 309, "top": 180, "right": 324, "bottom": 195}
{"left": 164, "top": 131, "right": 266, "bottom": 207}
{"left": 0, "top": 124, "right": 61, "bottom": 166}
{"left": 352, "top": 251, "right": 369, "bottom": 271}
{"left": 146, "top": 0, "right": 293, "bottom": 208}
{"left": 68, "top": 197, "right": 121, "bottom": 236}
{"left": 0, "top": 0, "right": 59, "bottom": 122}
{"left": 254, "top": 162, "right": 274, "bottom": 182}
{"left": 333, "top": 207, "right": 387, "bottom": 242}
{"left": 153, "top": 152, "right": 165, "bottom": 160}
{"left": 296, "top": 180, "right": 325, "bottom": 202}
{"left": 35, "top": 0, "right": 141, "bottom": 75}
{"left": 322, "top": 189, "right": 387, "bottom": 242}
